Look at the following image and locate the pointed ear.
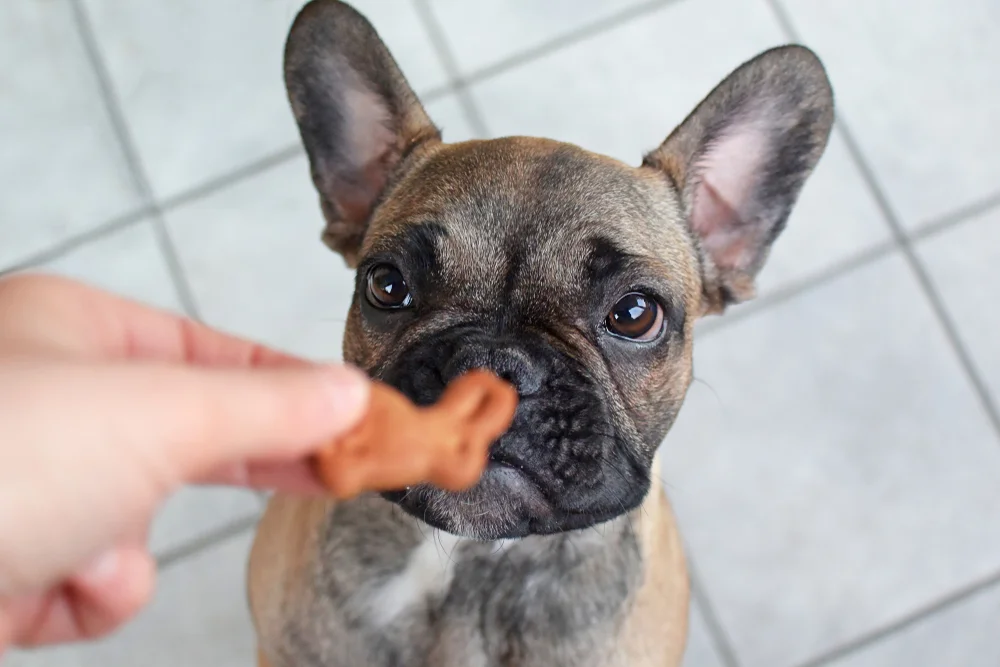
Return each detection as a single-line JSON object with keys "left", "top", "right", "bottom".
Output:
{"left": 643, "top": 45, "right": 834, "bottom": 314}
{"left": 284, "top": 0, "right": 440, "bottom": 266}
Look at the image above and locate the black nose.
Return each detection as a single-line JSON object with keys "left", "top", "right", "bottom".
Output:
{"left": 444, "top": 344, "right": 543, "bottom": 397}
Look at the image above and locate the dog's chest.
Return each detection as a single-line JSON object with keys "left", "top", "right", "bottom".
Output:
{"left": 357, "top": 530, "right": 464, "bottom": 628}
{"left": 278, "top": 510, "right": 641, "bottom": 667}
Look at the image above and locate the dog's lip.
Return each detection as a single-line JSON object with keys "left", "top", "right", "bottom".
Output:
{"left": 486, "top": 451, "right": 529, "bottom": 475}
{"left": 486, "top": 452, "right": 550, "bottom": 497}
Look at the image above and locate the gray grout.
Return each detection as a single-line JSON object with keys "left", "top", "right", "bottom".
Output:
{"left": 796, "top": 567, "right": 1000, "bottom": 667}
{"left": 452, "top": 0, "right": 686, "bottom": 92}
{"left": 161, "top": 144, "right": 304, "bottom": 212}
{"left": 688, "top": 563, "right": 742, "bottom": 667}
{"left": 910, "top": 187, "right": 1000, "bottom": 244}
{"left": 413, "top": 0, "right": 491, "bottom": 138}
{"left": 0, "top": 143, "right": 309, "bottom": 277}
{"left": 0, "top": 207, "right": 151, "bottom": 277}
{"left": 697, "top": 239, "right": 899, "bottom": 339}
{"left": 69, "top": 0, "right": 202, "bottom": 321}
{"left": 157, "top": 514, "right": 261, "bottom": 571}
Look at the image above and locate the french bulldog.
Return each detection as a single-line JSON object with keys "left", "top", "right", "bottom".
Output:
{"left": 248, "top": 2, "right": 834, "bottom": 665}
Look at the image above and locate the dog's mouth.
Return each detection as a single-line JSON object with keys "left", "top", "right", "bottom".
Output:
{"left": 381, "top": 459, "right": 554, "bottom": 539}
{"left": 380, "top": 430, "right": 649, "bottom": 540}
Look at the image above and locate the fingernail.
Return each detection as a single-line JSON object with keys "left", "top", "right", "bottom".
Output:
{"left": 320, "top": 365, "right": 370, "bottom": 426}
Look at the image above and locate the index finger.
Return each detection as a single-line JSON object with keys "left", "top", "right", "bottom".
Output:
{"left": 0, "top": 274, "right": 306, "bottom": 368}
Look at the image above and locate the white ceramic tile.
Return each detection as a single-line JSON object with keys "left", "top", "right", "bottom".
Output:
{"left": 683, "top": 596, "right": 727, "bottom": 667}
{"left": 31, "top": 223, "right": 265, "bottom": 558}
{"left": 164, "top": 153, "right": 355, "bottom": 362}
{"left": 164, "top": 93, "right": 475, "bottom": 362}
{"left": 349, "top": 0, "right": 451, "bottom": 92}
{"left": 779, "top": 0, "right": 1000, "bottom": 229}
{"left": 81, "top": 0, "right": 449, "bottom": 200}
{"left": 917, "top": 207, "right": 1000, "bottom": 407}
{"left": 429, "top": 0, "right": 650, "bottom": 75}
{"left": 7, "top": 530, "right": 257, "bottom": 667}
{"left": 0, "top": 2, "right": 142, "bottom": 270}
{"left": 468, "top": 0, "right": 888, "bottom": 298}
{"left": 661, "top": 253, "right": 1000, "bottom": 667}
{"left": 826, "top": 582, "right": 1000, "bottom": 667}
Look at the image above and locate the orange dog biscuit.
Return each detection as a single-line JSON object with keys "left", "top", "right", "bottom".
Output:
{"left": 313, "top": 370, "right": 519, "bottom": 499}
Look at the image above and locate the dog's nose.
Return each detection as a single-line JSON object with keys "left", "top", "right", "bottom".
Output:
{"left": 444, "top": 345, "right": 543, "bottom": 397}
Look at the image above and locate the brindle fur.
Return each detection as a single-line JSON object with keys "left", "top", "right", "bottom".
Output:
{"left": 250, "top": 2, "right": 833, "bottom": 665}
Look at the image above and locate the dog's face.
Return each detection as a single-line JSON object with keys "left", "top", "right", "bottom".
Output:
{"left": 285, "top": 1, "right": 834, "bottom": 539}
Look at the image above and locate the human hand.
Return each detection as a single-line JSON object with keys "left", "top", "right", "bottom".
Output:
{"left": 0, "top": 274, "right": 369, "bottom": 652}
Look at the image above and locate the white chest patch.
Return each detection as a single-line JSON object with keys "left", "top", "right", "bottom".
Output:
{"left": 363, "top": 530, "right": 466, "bottom": 627}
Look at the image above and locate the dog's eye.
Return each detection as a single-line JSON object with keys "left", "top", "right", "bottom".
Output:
{"left": 366, "top": 264, "right": 413, "bottom": 309}
{"left": 605, "top": 293, "right": 662, "bottom": 341}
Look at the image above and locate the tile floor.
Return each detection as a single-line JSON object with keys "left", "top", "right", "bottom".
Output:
{"left": 2, "top": 0, "right": 999, "bottom": 665}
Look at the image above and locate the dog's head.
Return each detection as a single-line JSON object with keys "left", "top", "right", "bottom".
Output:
{"left": 285, "top": 1, "right": 834, "bottom": 539}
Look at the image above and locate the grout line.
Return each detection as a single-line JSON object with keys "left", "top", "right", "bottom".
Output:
{"left": 840, "top": 123, "right": 1000, "bottom": 431}
{"left": 910, "top": 188, "right": 1000, "bottom": 244}
{"left": 0, "top": 91, "right": 447, "bottom": 278}
{"left": 0, "top": 207, "right": 151, "bottom": 277}
{"left": 697, "top": 240, "right": 898, "bottom": 339}
{"left": 1, "top": 144, "right": 308, "bottom": 275}
{"left": 794, "top": 567, "right": 1000, "bottom": 667}
{"left": 69, "top": 0, "right": 202, "bottom": 320}
{"left": 421, "top": 81, "right": 458, "bottom": 105}
{"left": 160, "top": 143, "right": 305, "bottom": 212}
{"left": 688, "top": 562, "right": 743, "bottom": 667}
{"left": 150, "top": 214, "right": 202, "bottom": 319}
{"left": 455, "top": 0, "right": 685, "bottom": 92}
{"left": 413, "top": 0, "right": 491, "bottom": 138}
{"left": 157, "top": 514, "right": 261, "bottom": 570}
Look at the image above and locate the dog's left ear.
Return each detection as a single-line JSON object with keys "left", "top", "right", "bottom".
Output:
{"left": 284, "top": 0, "right": 440, "bottom": 266}
{"left": 643, "top": 45, "right": 834, "bottom": 314}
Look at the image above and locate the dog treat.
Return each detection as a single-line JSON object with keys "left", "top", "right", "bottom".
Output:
{"left": 313, "top": 370, "right": 519, "bottom": 499}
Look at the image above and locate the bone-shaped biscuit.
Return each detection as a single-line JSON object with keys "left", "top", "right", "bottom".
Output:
{"left": 313, "top": 370, "right": 519, "bottom": 499}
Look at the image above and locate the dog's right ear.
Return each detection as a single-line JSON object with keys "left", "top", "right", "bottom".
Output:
{"left": 284, "top": 0, "right": 439, "bottom": 266}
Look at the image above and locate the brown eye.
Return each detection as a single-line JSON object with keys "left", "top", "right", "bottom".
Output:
{"left": 606, "top": 293, "right": 663, "bottom": 341}
{"left": 366, "top": 264, "right": 413, "bottom": 309}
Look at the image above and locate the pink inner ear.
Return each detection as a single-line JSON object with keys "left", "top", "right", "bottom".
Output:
{"left": 332, "top": 86, "right": 396, "bottom": 224}
{"left": 343, "top": 86, "right": 396, "bottom": 169}
{"left": 690, "top": 126, "right": 770, "bottom": 272}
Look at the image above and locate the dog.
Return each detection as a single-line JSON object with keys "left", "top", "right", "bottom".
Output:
{"left": 248, "top": 2, "right": 834, "bottom": 665}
